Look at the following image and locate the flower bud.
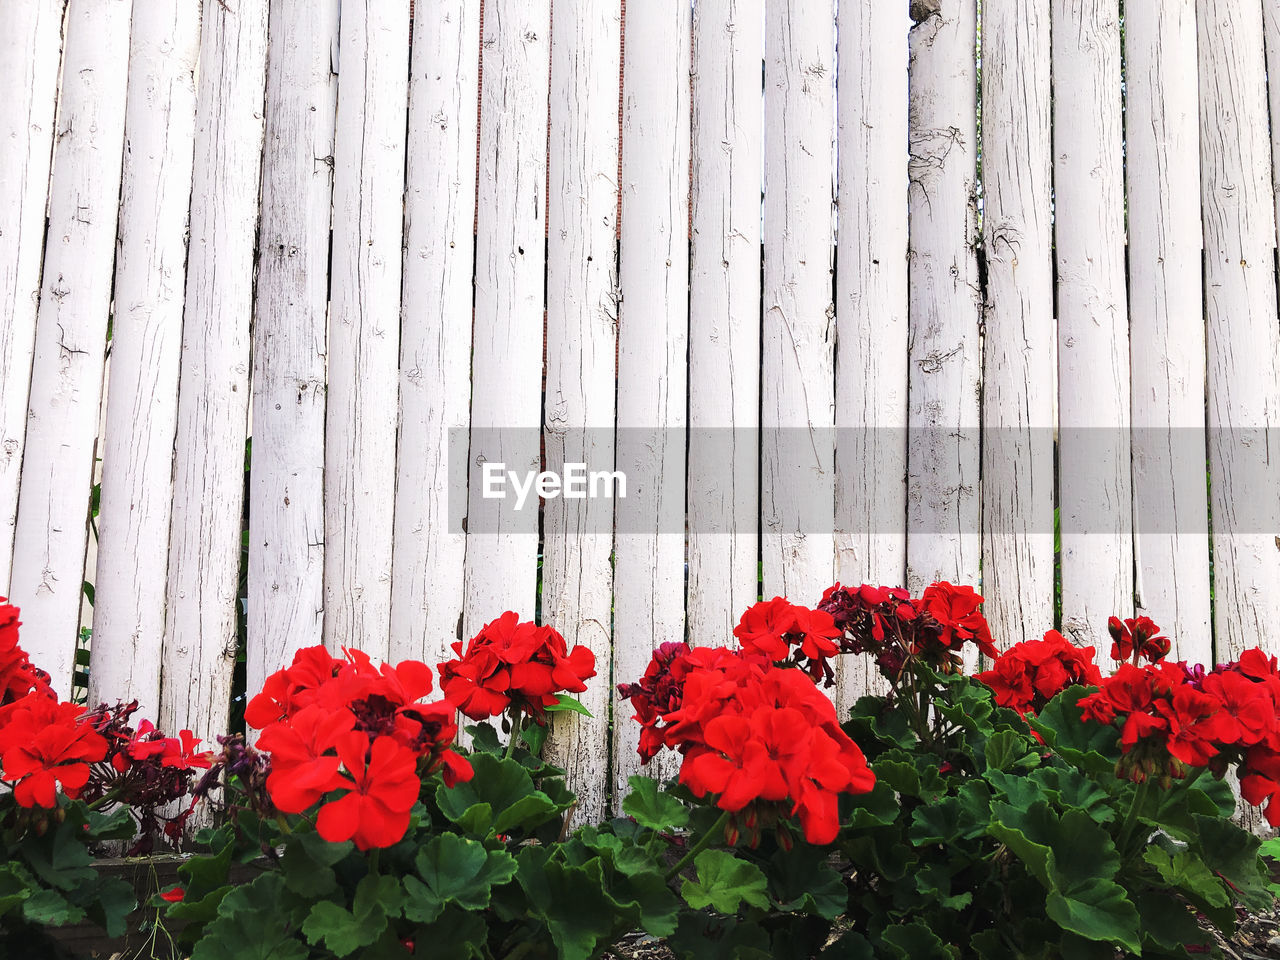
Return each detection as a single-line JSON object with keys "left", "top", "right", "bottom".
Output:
{"left": 776, "top": 826, "right": 794, "bottom": 853}
{"left": 724, "top": 819, "right": 739, "bottom": 847}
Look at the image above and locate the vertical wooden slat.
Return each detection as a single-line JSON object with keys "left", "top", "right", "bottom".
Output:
{"left": 91, "top": 0, "right": 200, "bottom": 715}
{"left": 390, "top": 0, "right": 480, "bottom": 668}
{"left": 159, "top": 0, "right": 268, "bottom": 740}
{"left": 462, "top": 0, "right": 551, "bottom": 633}
{"left": 0, "top": 0, "right": 65, "bottom": 595}
{"left": 834, "top": 0, "right": 909, "bottom": 702}
{"left": 978, "top": 0, "right": 1055, "bottom": 647}
{"left": 762, "top": 0, "right": 835, "bottom": 605}
{"left": 1197, "top": 0, "right": 1280, "bottom": 661}
{"left": 248, "top": 0, "right": 339, "bottom": 694}
{"left": 321, "top": 0, "right": 410, "bottom": 660}
{"left": 688, "top": 0, "right": 763, "bottom": 646}
{"left": 1126, "top": 0, "right": 1210, "bottom": 660}
{"left": 10, "top": 0, "right": 133, "bottom": 694}
{"left": 613, "top": 0, "right": 691, "bottom": 806}
{"left": 905, "top": 1, "right": 981, "bottom": 598}
{"left": 1053, "top": 0, "right": 1132, "bottom": 648}
{"left": 542, "top": 0, "right": 622, "bottom": 824}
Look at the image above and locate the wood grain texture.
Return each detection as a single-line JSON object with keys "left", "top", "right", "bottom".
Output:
{"left": 835, "top": 0, "right": 909, "bottom": 703}
{"left": 1053, "top": 0, "right": 1132, "bottom": 649}
{"left": 0, "top": 0, "right": 65, "bottom": 595}
{"left": 160, "top": 0, "right": 269, "bottom": 742}
{"left": 906, "top": 0, "right": 981, "bottom": 599}
{"left": 11, "top": 0, "right": 133, "bottom": 695}
{"left": 91, "top": 0, "right": 200, "bottom": 716}
{"left": 978, "top": 0, "right": 1055, "bottom": 648}
{"left": 322, "top": 0, "right": 410, "bottom": 661}
{"left": 462, "top": 0, "right": 551, "bottom": 634}
{"left": 390, "top": 0, "right": 479, "bottom": 668}
{"left": 762, "top": 0, "right": 835, "bottom": 606}
{"left": 541, "top": 0, "right": 622, "bottom": 824}
{"left": 1125, "top": 0, "right": 1211, "bottom": 661}
{"left": 1197, "top": 0, "right": 1280, "bottom": 662}
{"left": 613, "top": 0, "right": 691, "bottom": 808}
{"left": 248, "top": 0, "right": 339, "bottom": 694}
{"left": 688, "top": 0, "right": 763, "bottom": 647}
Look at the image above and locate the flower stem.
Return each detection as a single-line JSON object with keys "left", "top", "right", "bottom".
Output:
{"left": 664, "top": 809, "right": 732, "bottom": 883}
{"left": 1118, "top": 778, "right": 1153, "bottom": 857}
{"left": 505, "top": 713, "right": 521, "bottom": 760}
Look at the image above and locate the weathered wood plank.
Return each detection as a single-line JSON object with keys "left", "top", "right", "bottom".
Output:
{"left": 10, "top": 0, "right": 133, "bottom": 695}
{"left": 390, "top": 0, "right": 479, "bottom": 668}
{"left": 542, "top": 0, "right": 622, "bottom": 824}
{"left": 91, "top": 0, "right": 201, "bottom": 716}
{"left": 322, "top": 0, "right": 410, "bottom": 661}
{"left": 688, "top": 0, "right": 763, "bottom": 646}
{"left": 835, "top": 0, "right": 909, "bottom": 702}
{"left": 905, "top": 1, "right": 981, "bottom": 599}
{"left": 1053, "top": 0, "right": 1133, "bottom": 649}
{"left": 160, "top": 0, "right": 269, "bottom": 741}
{"left": 0, "top": 0, "right": 65, "bottom": 595}
{"left": 462, "top": 0, "right": 551, "bottom": 634}
{"left": 978, "top": 0, "right": 1055, "bottom": 647}
{"left": 247, "top": 0, "right": 339, "bottom": 696}
{"left": 613, "top": 0, "right": 691, "bottom": 808}
{"left": 1126, "top": 0, "right": 1211, "bottom": 661}
{"left": 1197, "top": 0, "right": 1280, "bottom": 662}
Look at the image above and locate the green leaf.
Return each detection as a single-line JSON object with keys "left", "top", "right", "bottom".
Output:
{"left": 413, "top": 904, "right": 487, "bottom": 959}
{"left": 1143, "top": 846, "right": 1229, "bottom": 909}
{"left": 623, "top": 777, "right": 690, "bottom": 833}
{"left": 984, "top": 729, "right": 1036, "bottom": 772}
{"left": 1194, "top": 814, "right": 1273, "bottom": 912}
{"left": 1029, "top": 688, "right": 1118, "bottom": 775}
{"left": 0, "top": 863, "right": 34, "bottom": 916}
{"left": 1030, "top": 767, "right": 1114, "bottom": 823}
{"left": 302, "top": 874, "right": 404, "bottom": 957}
{"left": 668, "top": 914, "right": 774, "bottom": 960}
{"left": 280, "top": 832, "right": 351, "bottom": 898}
{"left": 402, "top": 834, "right": 517, "bottom": 923}
{"left": 191, "top": 874, "right": 309, "bottom": 960}
{"left": 767, "top": 845, "right": 847, "bottom": 919}
{"left": 516, "top": 849, "right": 623, "bottom": 960}
{"left": 22, "top": 888, "right": 85, "bottom": 927}
{"left": 520, "top": 720, "right": 549, "bottom": 755}
{"left": 465, "top": 723, "right": 503, "bottom": 755}
{"left": 878, "top": 920, "right": 959, "bottom": 959}
{"left": 909, "top": 781, "right": 990, "bottom": 845}
{"left": 1136, "top": 891, "right": 1209, "bottom": 951}
{"left": 613, "top": 868, "right": 681, "bottom": 937}
{"left": 546, "top": 694, "right": 593, "bottom": 718}
{"left": 436, "top": 753, "right": 568, "bottom": 836}
{"left": 681, "top": 850, "right": 770, "bottom": 914}
{"left": 1045, "top": 879, "right": 1140, "bottom": 955}
{"left": 85, "top": 875, "right": 136, "bottom": 939}
{"left": 840, "top": 779, "right": 900, "bottom": 829}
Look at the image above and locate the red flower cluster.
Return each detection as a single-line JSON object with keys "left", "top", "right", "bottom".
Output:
{"left": 976, "top": 630, "right": 1103, "bottom": 718}
{"left": 1108, "top": 616, "right": 1171, "bottom": 664}
{"left": 1075, "top": 629, "right": 1280, "bottom": 824}
{"left": 0, "top": 697, "right": 107, "bottom": 808}
{"left": 733, "top": 598, "right": 842, "bottom": 686}
{"left": 437, "top": 612, "right": 595, "bottom": 722}
{"left": 818, "top": 580, "right": 998, "bottom": 678}
{"left": 247, "top": 646, "right": 471, "bottom": 850}
{"left": 0, "top": 601, "right": 51, "bottom": 720}
{"left": 78, "top": 701, "right": 214, "bottom": 851}
{"left": 620, "top": 644, "right": 875, "bottom": 845}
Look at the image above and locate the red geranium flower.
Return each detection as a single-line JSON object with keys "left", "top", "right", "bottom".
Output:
{"left": 315, "top": 734, "right": 422, "bottom": 851}
{"left": 976, "top": 629, "right": 1102, "bottom": 718}
{"left": 0, "top": 697, "right": 108, "bottom": 807}
{"left": 1108, "top": 616, "right": 1170, "bottom": 664}
{"left": 439, "top": 612, "right": 595, "bottom": 722}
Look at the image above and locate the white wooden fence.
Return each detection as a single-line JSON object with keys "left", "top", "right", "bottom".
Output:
{"left": 3, "top": 0, "right": 1280, "bottom": 821}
